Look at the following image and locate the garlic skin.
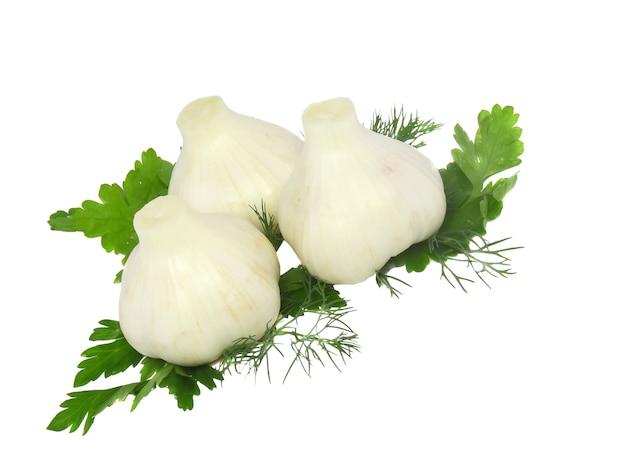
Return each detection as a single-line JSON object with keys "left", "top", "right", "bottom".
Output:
{"left": 168, "top": 96, "right": 303, "bottom": 229}
{"left": 278, "top": 97, "right": 446, "bottom": 285}
{"left": 119, "top": 195, "right": 280, "bottom": 366}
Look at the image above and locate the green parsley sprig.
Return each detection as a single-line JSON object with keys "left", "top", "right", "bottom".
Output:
{"left": 49, "top": 148, "right": 173, "bottom": 283}
{"left": 47, "top": 320, "right": 223, "bottom": 435}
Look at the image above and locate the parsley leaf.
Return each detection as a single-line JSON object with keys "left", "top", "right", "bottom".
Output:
{"left": 130, "top": 358, "right": 174, "bottom": 410}
{"left": 132, "top": 358, "right": 223, "bottom": 411}
{"left": 73, "top": 320, "right": 143, "bottom": 387}
{"left": 49, "top": 321, "right": 224, "bottom": 434}
{"left": 437, "top": 104, "right": 523, "bottom": 245}
{"left": 278, "top": 266, "right": 347, "bottom": 318}
{"left": 160, "top": 366, "right": 203, "bottom": 410}
{"left": 451, "top": 105, "right": 523, "bottom": 194}
{"left": 48, "top": 148, "right": 173, "bottom": 270}
{"left": 47, "top": 384, "right": 141, "bottom": 435}
{"left": 70, "top": 182, "right": 136, "bottom": 256}
{"left": 47, "top": 210, "right": 78, "bottom": 231}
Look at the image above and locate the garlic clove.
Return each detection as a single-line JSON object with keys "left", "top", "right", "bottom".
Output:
{"left": 119, "top": 194, "right": 280, "bottom": 366}
{"left": 277, "top": 97, "right": 446, "bottom": 285}
{"left": 168, "top": 96, "right": 303, "bottom": 229}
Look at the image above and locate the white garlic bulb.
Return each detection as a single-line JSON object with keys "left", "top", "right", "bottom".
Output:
{"left": 278, "top": 97, "right": 446, "bottom": 285}
{"left": 119, "top": 195, "right": 280, "bottom": 366}
{"left": 168, "top": 96, "right": 303, "bottom": 228}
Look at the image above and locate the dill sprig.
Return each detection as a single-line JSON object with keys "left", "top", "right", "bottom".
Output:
{"left": 430, "top": 235, "right": 521, "bottom": 292}
{"left": 219, "top": 206, "right": 359, "bottom": 382}
{"left": 376, "top": 234, "right": 522, "bottom": 296}
{"left": 375, "top": 271, "right": 411, "bottom": 298}
{"left": 220, "top": 266, "right": 359, "bottom": 382}
{"left": 251, "top": 201, "right": 283, "bottom": 250}
{"left": 370, "top": 105, "right": 442, "bottom": 148}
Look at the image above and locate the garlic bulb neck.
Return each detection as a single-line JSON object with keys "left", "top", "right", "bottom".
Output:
{"left": 302, "top": 97, "right": 365, "bottom": 144}
{"left": 176, "top": 96, "right": 236, "bottom": 149}
{"left": 132, "top": 195, "right": 190, "bottom": 253}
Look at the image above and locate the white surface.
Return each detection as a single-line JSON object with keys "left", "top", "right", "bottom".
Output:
{"left": 1, "top": 1, "right": 624, "bottom": 468}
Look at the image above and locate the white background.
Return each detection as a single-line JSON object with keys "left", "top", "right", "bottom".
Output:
{"left": 2, "top": 1, "right": 624, "bottom": 468}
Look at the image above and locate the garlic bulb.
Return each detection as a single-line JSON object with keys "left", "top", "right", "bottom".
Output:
{"left": 278, "top": 97, "right": 446, "bottom": 285}
{"left": 119, "top": 195, "right": 280, "bottom": 366}
{"left": 168, "top": 96, "right": 303, "bottom": 228}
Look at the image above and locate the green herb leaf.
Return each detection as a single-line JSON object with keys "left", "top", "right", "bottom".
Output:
{"left": 131, "top": 358, "right": 174, "bottom": 411}
{"left": 278, "top": 266, "right": 347, "bottom": 318}
{"left": 47, "top": 148, "right": 173, "bottom": 269}
{"left": 161, "top": 367, "right": 202, "bottom": 411}
{"left": 130, "top": 359, "right": 223, "bottom": 411}
{"left": 451, "top": 105, "right": 523, "bottom": 193}
{"left": 49, "top": 325, "right": 224, "bottom": 434}
{"left": 48, "top": 210, "right": 78, "bottom": 232}
{"left": 47, "top": 383, "right": 140, "bottom": 435}
{"left": 73, "top": 320, "right": 143, "bottom": 388}
{"left": 437, "top": 104, "right": 523, "bottom": 243}
{"left": 185, "top": 364, "right": 223, "bottom": 391}
{"left": 70, "top": 182, "right": 136, "bottom": 256}
{"left": 123, "top": 148, "right": 174, "bottom": 211}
